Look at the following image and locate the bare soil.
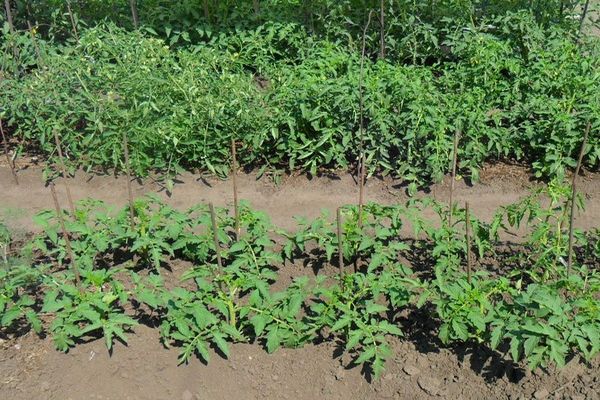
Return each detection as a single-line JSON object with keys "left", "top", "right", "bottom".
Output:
{"left": 1, "top": 163, "right": 600, "bottom": 400}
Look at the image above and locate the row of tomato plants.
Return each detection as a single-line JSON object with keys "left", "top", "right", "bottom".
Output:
{"left": 2, "top": 14, "right": 599, "bottom": 192}
{"left": 0, "top": 182, "right": 599, "bottom": 378}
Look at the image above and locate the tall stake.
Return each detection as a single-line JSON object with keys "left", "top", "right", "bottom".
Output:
{"left": 337, "top": 207, "right": 344, "bottom": 275}
{"left": 50, "top": 182, "right": 82, "bottom": 292}
{"left": 448, "top": 129, "right": 460, "bottom": 227}
{"left": 3, "top": 0, "right": 14, "bottom": 33}
{"left": 203, "top": 0, "right": 210, "bottom": 20}
{"left": 0, "top": 118, "right": 18, "bottom": 185}
{"left": 66, "top": 1, "right": 79, "bottom": 41}
{"left": 231, "top": 138, "right": 240, "bottom": 240}
{"left": 578, "top": 0, "right": 591, "bottom": 40}
{"left": 130, "top": 0, "right": 139, "bottom": 28}
{"left": 567, "top": 122, "right": 590, "bottom": 273}
{"left": 253, "top": 0, "right": 260, "bottom": 15}
{"left": 465, "top": 202, "right": 472, "bottom": 284}
{"left": 379, "top": 0, "right": 385, "bottom": 60}
{"left": 209, "top": 203, "right": 223, "bottom": 269}
{"left": 358, "top": 10, "right": 375, "bottom": 228}
{"left": 53, "top": 130, "right": 75, "bottom": 215}
{"left": 122, "top": 132, "right": 136, "bottom": 228}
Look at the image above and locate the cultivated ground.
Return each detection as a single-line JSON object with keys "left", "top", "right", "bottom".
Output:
{"left": 1, "top": 163, "right": 599, "bottom": 400}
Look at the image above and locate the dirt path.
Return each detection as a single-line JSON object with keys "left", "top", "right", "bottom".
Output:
{"left": 1, "top": 164, "right": 600, "bottom": 400}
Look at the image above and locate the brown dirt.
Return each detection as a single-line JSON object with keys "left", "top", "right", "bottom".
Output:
{"left": 1, "top": 163, "right": 600, "bottom": 400}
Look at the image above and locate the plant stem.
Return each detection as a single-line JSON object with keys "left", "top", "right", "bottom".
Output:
{"left": 66, "top": 1, "right": 79, "bottom": 41}
{"left": 122, "top": 132, "right": 136, "bottom": 229}
{"left": 53, "top": 130, "right": 75, "bottom": 215}
{"left": 231, "top": 138, "right": 240, "bottom": 240}
{"left": 209, "top": 203, "right": 223, "bottom": 269}
{"left": 465, "top": 202, "right": 472, "bottom": 284}
{"left": 448, "top": 129, "right": 460, "bottom": 227}
{"left": 358, "top": 10, "right": 375, "bottom": 228}
{"left": 337, "top": 207, "right": 344, "bottom": 275}
{"left": 567, "top": 122, "right": 590, "bottom": 273}
{"left": 130, "top": 0, "right": 139, "bottom": 29}
{"left": 0, "top": 117, "right": 18, "bottom": 185}
{"left": 50, "top": 182, "right": 82, "bottom": 292}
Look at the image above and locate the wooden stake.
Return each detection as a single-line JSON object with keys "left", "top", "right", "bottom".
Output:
{"left": 231, "top": 138, "right": 240, "bottom": 240}
{"left": 130, "top": 0, "right": 139, "bottom": 28}
{"left": 337, "top": 207, "right": 344, "bottom": 275}
{"left": 567, "top": 122, "right": 590, "bottom": 273}
{"left": 50, "top": 182, "right": 82, "bottom": 292}
{"left": 66, "top": 1, "right": 79, "bottom": 41}
{"left": 209, "top": 203, "right": 223, "bottom": 269}
{"left": 122, "top": 132, "right": 136, "bottom": 228}
{"left": 0, "top": 118, "right": 18, "bottom": 185}
{"left": 465, "top": 202, "right": 472, "bottom": 284}
{"left": 253, "top": 0, "right": 260, "bottom": 15}
{"left": 578, "top": 0, "right": 591, "bottom": 40}
{"left": 3, "top": 0, "right": 14, "bottom": 34}
{"left": 358, "top": 10, "right": 376, "bottom": 228}
{"left": 203, "top": 0, "right": 210, "bottom": 20}
{"left": 379, "top": 0, "right": 385, "bottom": 60}
{"left": 448, "top": 129, "right": 460, "bottom": 227}
{"left": 53, "top": 130, "right": 75, "bottom": 215}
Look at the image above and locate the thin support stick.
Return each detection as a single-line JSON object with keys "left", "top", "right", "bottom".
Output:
{"left": 578, "top": 0, "right": 591, "bottom": 40}
{"left": 465, "top": 202, "right": 472, "bottom": 284}
{"left": 0, "top": 118, "right": 18, "bottom": 185}
{"left": 358, "top": 10, "right": 376, "bottom": 228}
{"left": 203, "top": 0, "right": 209, "bottom": 20}
{"left": 231, "top": 138, "right": 240, "bottom": 240}
{"left": 209, "top": 203, "right": 223, "bottom": 269}
{"left": 337, "top": 207, "right": 344, "bottom": 275}
{"left": 66, "top": 1, "right": 79, "bottom": 41}
{"left": 379, "top": 0, "right": 385, "bottom": 60}
{"left": 3, "top": 0, "right": 14, "bottom": 33}
{"left": 122, "top": 132, "right": 136, "bottom": 228}
{"left": 253, "top": 0, "right": 260, "bottom": 15}
{"left": 130, "top": 0, "right": 139, "bottom": 28}
{"left": 50, "top": 182, "right": 82, "bottom": 292}
{"left": 53, "top": 130, "right": 75, "bottom": 215}
{"left": 26, "top": 19, "right": 43, "bottom": 65}
{"left": 448, "top": 129, "right": 460, "bottom": 227}
{"left": 567, "top": 122, "right": 590, "bottom": 273}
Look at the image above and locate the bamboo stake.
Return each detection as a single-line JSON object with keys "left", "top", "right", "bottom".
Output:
{"left": 130, "top": 0, "right": 139, "bottom": 29}
{"left": 337, "top": 207, "right": 344, "bottom": 275}
{"left": 66, "top": 1, "right": 79, "bottom": 41}
{"left": 448, "top": 129, "right": 460, "bottom": 227}
{"left": 0, "top": 118, "right": 18, "bottom": 185}
{"left": 465, "top": 202, "right": 472, "bottom": 284}
{"left": 209, "top": 203, "right": 223, "bottom": 269}
{"left": 26, "top": 19, "right": 43, "bottom": 66}
{"left": 53, "top": 130, "right": 75, "bottom": 215}
{"left": 122, "top": 132, "right": 136, "bottom": 228}
{"left": 50, "top": 182, "right": 82, "bottom": 292}
{"left": 358, "top": 10, "right": 376, "bottom": 228}
{"left": 231, "top": 138, "right": 240, "bottom": 240}
{"left": 253, "top": 0, "right": 260, "bottom": 15}
{"left": 567, "top": 122, "right": 590, "bottom": 273}
{"left": 379, "top": 0, "right": 385, "bottom": 60}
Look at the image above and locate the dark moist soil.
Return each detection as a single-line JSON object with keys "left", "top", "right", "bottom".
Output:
{"left": 1, "top": 163, "right": 600, "bottom": 400}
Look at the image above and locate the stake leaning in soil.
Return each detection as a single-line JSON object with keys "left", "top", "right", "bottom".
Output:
{"left": 66, "top": 0, "right": 79, "bottom": 41}
{"left": 357, "top": 10, "right": 375, "bottom": 227}
{"left": 209, "top": 203, "right": 223, "bottom": 269}
{"left": 122, "top": 132, "right": 136, "bottom": 228}
{"left": 337, "top": 207, "right": 344, "bottom": 275}
{"left": 448, "top": 129, "right": 460, "bottom": 227}
{"left": 0, "top": 117, "right": 18, "bottom": 185}
{"left": 567, "top": 122, "right": 590, "bottom": 273}
{"left": 231, "top": 138, "right": 240, "bottom": 240}
{"left": 53, "top": 130, "right": 75, "bottom": 214}
{"left": 50, "top": 182, "right": 82, "bottom": 292}
{"left": 465, "top": 201, "right": 472, "bottom": 283}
